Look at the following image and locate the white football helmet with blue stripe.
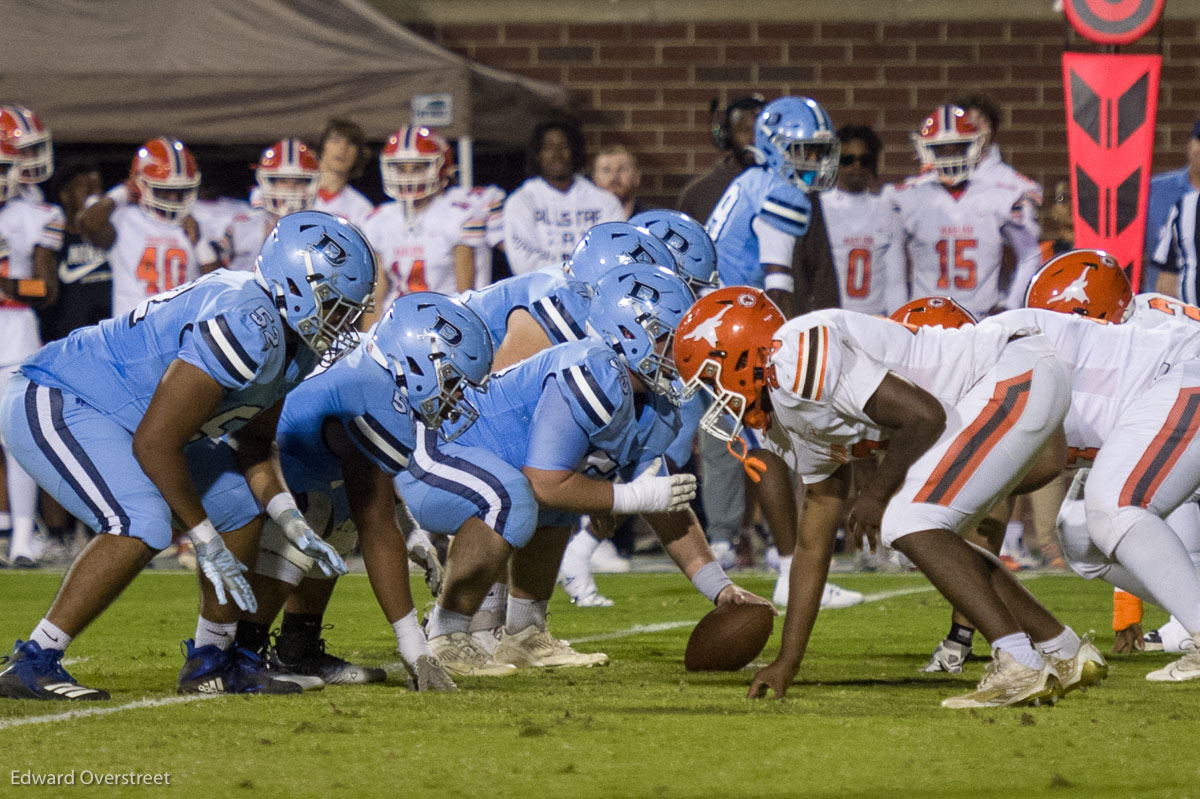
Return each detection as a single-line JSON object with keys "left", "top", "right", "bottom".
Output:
{"left": 587, "top": 263, "right": 695, "bottom": 404}
{"left": 629, "top": 209, "right": 719, "bottom": 291}
{"left": 754, "top": 96, "right": 840, "bottom": 192}
{"left": 371, "top": 292, "right": 493, "bottom": 440}
{"left": 255, "top": 211, "right": 376, "bottom": 365}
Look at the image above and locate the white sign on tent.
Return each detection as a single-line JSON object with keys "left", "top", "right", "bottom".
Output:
{"left": 412, "top": 94, "right": 454, "bottom": 127}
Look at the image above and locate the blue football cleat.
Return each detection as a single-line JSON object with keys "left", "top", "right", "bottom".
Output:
{"left": 0, "top": 639, "right": 110, "bottom": 701}
{"left": 177, "top": 638, "right": 302, "bottom": 695}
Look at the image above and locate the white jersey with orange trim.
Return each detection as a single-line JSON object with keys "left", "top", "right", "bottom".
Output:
{"left": 763, "top": 309, "right": 1012, "bottom": 484}
{"left": 222, "top": 207, "right": 275, "bottom": 273}
{"left": 446, "top": 184, "right": 506, "bottom": 289}
{"left": 0, "top": 195, "right": 64, "bottom": 368}
{"left": 109, "top": 204, "right": 200, "bottom": 317}
{"left": 1129, "top": 292, "right": 1200, "bottom": 330}
{"left": 313, "top": 185, "right": 373, "bottom": 229}
{"left": 821, "top": 186, "right": 908, "bottom": 315}
{"left": 891, "top": 163, "right": 1042, "bottom": 318}
{"left": 360, "top": 193, "right": 484, "bottom": 305}
{"left": 980, "top": 307, "right": 1200, "bottom": 466}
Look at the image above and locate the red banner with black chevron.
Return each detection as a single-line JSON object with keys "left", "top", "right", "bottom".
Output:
{"left": 1062, "top": 52, "right": 1160, "bottom": 290}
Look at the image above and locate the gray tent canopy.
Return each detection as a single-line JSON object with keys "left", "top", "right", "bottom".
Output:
{"left": 0, "top": 0, "right": 567, "bottom": 147}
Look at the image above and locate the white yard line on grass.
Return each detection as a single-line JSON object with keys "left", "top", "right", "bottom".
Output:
{"left": 572, "top": 583, "right": 945, "bottom": 643}
{"left": 0, "top": 694, "right": 217, "bottom": 731}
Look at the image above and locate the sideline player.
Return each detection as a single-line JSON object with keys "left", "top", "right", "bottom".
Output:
{"left": 217, "top": 138, "right": 321, "bottom": 272}
{"left": 892, "top": 105, "right": 1042, "bottom": 319}
{"left": 0, "top": 107, "right": 62, "bottom": 566}
{"left": 676, "top": 288, "right": 1103, "bottom": 708}
{"left": 361, "top": 126, "right": 482, "bottom": 317}
{"left": 79, "top": 137, "right": 205, "bottom": 317}
{"left": 0, "top": 212, "right": 375, "bottom": 699}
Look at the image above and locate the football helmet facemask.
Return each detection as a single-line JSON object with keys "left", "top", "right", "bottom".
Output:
{"left": 257, "top": 138, "right": 320, "bottom": 217}
{"left": 130, "top": 137, "right": 200, "bottom": 223}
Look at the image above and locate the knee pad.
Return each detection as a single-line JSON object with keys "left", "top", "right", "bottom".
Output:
{"left": 255, "top": 491, "right": 335, "bottom": 586}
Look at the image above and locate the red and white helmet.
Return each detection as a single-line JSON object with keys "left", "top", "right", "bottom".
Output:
{"left": 0, "top": 134, "right": 19, "bottom": 203}
{"left": 912, "top": 105, "right": 985, "bottom": 186}
{"left": 256, "top": 138, "right": 320, "bottom": 217}
{"left": 1025, "top": 248, "right": 1133, "bottom": 323}
{"left": 889, "top": 296, "right": 976, "bottom": 329}
{"left": 130, "top": 137, "right": 200, "bottom": 223}
{"left": 0, "top": 105, "right": 53, "bottom": 186}
{"left": 380, "top": 126, "right": 453, "bottom": 202}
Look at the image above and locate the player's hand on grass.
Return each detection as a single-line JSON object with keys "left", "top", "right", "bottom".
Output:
{"left": 1113, "top": 623, "right": 1145, "bottom": 654}
{"left": 278, "top": 508, "right": 348, "bottom": 577}
{"left": 846, "top": 493, "right": 885, "bottom": 552}
{"left": 748, "top": 658, "right": 799, "bottom": 700}
{"left": 717, "top": 584, "right": 777, "bottom": 614}
{"left": 192, "top": 537, "right": 257, "bottom": 613}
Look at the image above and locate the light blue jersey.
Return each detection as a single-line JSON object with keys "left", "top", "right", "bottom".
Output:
{"left": 22, "top": 270, "right": 316, "bottom": 439}
{"left": 704, "top": 166, "right": 811, "bottom": 288}
{"left": 460, "top": 267, "right": 591, "bottom": 347}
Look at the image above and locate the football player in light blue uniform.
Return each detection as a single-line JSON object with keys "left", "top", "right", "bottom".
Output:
{"left": 705, "top": 96, "right": 835, "bottom": 317}
{"left": 401, "top": 264, "right": 770, "bottom": 675}
{"left": 0, "top": 211, "right": 375, "bottom": 700}
{"left": 629, "top": 209, "right": 720, "bottom": 293}
{"left": 195, "top": 292, "right": 492, "bottom": 691}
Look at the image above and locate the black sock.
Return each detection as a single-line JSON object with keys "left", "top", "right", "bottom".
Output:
{"left": 948, "top": 622, "right": 975, "bottom": 648}
{"left": 235, "top": 621, "right": 271, "bottom": 654}
{"left": 279, "top": 613, "right": 324, "bottom": 641}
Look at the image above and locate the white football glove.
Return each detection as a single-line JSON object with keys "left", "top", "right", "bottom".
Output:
{"left": 277, "top": 508, "right": 348, "bottom": 578}
{"left": 611, "top": 458, "right": 698, "bottom": 515}
{"left": 191, "top": 536, "right": 257, "bottom": 613}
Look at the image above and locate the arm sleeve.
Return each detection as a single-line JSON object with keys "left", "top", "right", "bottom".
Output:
{"left": 753, "top": 216, "right": 798, "bottom": 270}
{"left": 503, "top": 188, "right": 555, "bottom": 275}
{"left": 37, "top": 205, "right": 66, "bottom": 252}
{"left": 525, "top": 376, "right": 592, "bottom": 471}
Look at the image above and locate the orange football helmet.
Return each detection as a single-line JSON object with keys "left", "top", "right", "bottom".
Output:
{"left": 0, "top": 105, "right": 53, "bottom": 185}
{"left": 674, "top": 287, "right": 785, "bottom": 446}
{"left": 256, "top": 138, "right": 320, "bottom": 217}
{"left": 889, "top": 296, "right": 976, "bottom": 329}
{"left": 1024, "top": 248, "right": 1132, "bottom": 323}
{"left": 130, "top": 137, "right": 200, "bottom": 223}
{"left": 380, "top": 126, "right": 454, "bottom": 202}
{"left": 912, "top": 105, "right": 984, "bottom": 186}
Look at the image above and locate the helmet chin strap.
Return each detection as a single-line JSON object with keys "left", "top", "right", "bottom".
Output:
{"left": 726, "top": 437, "right": 767, "bottom": 483}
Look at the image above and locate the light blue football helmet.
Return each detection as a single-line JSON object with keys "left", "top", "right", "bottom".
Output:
{"left": 564, "top": 222, "right": 679, "bottom": 286}
{"left": 754, "top": 96, "right": 840, "bottom": 192}
{"left": 587, "top": 263, "right": 696, "bottom": 405}
{"left": 370, "top": 292, "right": 494, "bottom": 440}
{"left": 256, "top": 210, "right": 377, "bottom": 365}
{"left": 629, "top": 209, "right": 719, "bottom": 292}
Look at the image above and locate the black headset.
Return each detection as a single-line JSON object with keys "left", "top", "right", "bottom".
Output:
{"left": 710, "top": 94, "right": 766, "bottom": 151}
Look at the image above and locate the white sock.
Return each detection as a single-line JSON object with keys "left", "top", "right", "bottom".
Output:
{"left": 991, "top": 632, "right": 1044, "bottom": 670}
{"left": 1113, "top": 517, "right": 1200, "bottom": 633}
{"left": 569, "top": 527, "right": 602, "bottom": 558}
{"left": 427, "top": 605, "right": 471, "bottom": 639}
{"left": 1035, "top": 626, "right": 1081, "bottom": 660}
{"left": 468, "top": 582, "right": 508, "bottom": 633}
{"left": 392, "top": 609, "right": 433, "bottom": 663}
{"left": 778, "top": 554, "right": 793, "bottom": 578}
{"left": 505, "top": 597, "right": 548, "bottom": 634}
{"left": 30, "top": 618, "right": 71, "bottom": 651}
{"left": 1002, "top": 520, "right": 1024, "bottom": 553}
{"left": 0, "top": 511, "right": 12, "bottom": 530}
{"left": 8, "top": 516, "right": 37, "bottom": 560}
{"left": 194, "top": 619, "right": 237, "bottom": 651}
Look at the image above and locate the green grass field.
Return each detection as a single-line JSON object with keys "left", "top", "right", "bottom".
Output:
{"left": 0, "top": 568, "right": 1196, "bottom": 799}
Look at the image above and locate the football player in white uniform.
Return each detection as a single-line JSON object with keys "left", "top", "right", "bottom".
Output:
{"left": 79, "top": 138, "right": 203, "bottom": 317}
{"left": 312, "top": 118, "right": 373, "bottom": 228}
{"left": 677, "top": 288, "right": 1104, "bottom": 708}
{"left": 218, "top": 139, "right": 321, "bottom": 272}
{"left": 1024, "top": 250, "right": 1200, "bottom": 677}
{"left": 503, "top": 120, "right": 624, "bottom": 274}
{"left": 0, "top": 106, "right": 62, "bottom": 566}
{"left": 446, "top": 183, "right": 505, "bottom": 290}
{"left": 822, "top": 125, "right": 908, "bottom": 316}
{"left": 361, "top": 126, "right": 483, "bottom": 316}
{"left": 891, "top": 105, "right": 1042, "bottom": 319}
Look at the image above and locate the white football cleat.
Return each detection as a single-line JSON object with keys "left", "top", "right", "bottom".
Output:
{"left": 492, "top": 626, "right": 609, "bottom": 669}
{"left": 919, "top": 638, "right": 971, "bottom": 674}
{"left": 1143, "top": 617, "right": 1196, "bottom": 653}
{"left": 557, "top": 546, "right": 614, "bottom": 607}
{"left": 1048, "top": 635, "right": 1108, "bottom": 694}
{"left": 590, "top": 539, "right": 632, "bottom": 574}
{"left": 820, "top": 582, "right": 864, "bottom": 609}
{"left": 941, "top": 650, "right": 1062, "bottom": 709}
{"left": 1146, "top": 634, "right": 1200, "bottom": 682}
{"left": 709, "top": 540, "right": 738, "bottom": 571}
{"left": 429, "top": 632, "right": 517, "bottom": 677}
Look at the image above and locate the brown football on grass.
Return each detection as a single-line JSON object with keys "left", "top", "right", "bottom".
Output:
{"left": 684, "top": 602, "right": 774, "bottom": 671}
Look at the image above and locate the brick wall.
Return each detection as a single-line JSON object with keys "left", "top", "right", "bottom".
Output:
{"left": 412, "top": 19, "right": 1200, "bottom": 207}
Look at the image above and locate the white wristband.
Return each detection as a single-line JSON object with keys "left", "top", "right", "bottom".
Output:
{"left": 763, "top": 272, "right": 795, "bottom": 293}
{"left": 266, "top": 492, "right": 300, "bottom": 523}
{"left": 105, "top": 184, "right": 130, "bottom": 208}
{"left": 690, "top": 560, "right": 734, "bottom": 604}
{"left": 187, "top": 518, "right": 219, "bottom": 546}
{"left": 82, "top": 194, "right": 102, "bottom": 210}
